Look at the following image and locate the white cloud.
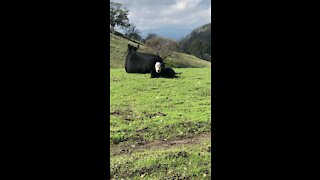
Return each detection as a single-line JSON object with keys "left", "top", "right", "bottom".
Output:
{"left": 114, "top": 0, "right": 211, "bottom": 30}
{"left": 170, "top": 0, "right": 201, "bottom": 11}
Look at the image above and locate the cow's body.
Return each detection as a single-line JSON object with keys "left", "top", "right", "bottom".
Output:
{"left": 151, "top": 67, "right": 179, "bottom": 78}
{"left": 125, "top": 44, "right": 164, "bottom": 74}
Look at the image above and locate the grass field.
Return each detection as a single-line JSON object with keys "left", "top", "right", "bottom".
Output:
{"left": 110, "top": 32, "right": 212, "bottom": 179}
{"left": 110, "top": 68, "right": 211, "bottom": 179}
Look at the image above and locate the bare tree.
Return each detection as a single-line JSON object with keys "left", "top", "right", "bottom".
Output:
{"left": 143, "top": 33, "right": 158, "bottom": 43}
{"left": 145, "top": 36, "right": 179, "bottom": 60}
{"left": 125, "top": 24, "right": 142, "bottom": 41}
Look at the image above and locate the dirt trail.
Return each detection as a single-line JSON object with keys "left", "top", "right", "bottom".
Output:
{"left": 110, "top": 132, "right": 211, "bottom": 156}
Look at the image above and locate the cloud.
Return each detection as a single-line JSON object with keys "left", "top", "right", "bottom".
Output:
{"left": 113, "top": 0, "right": 211, "bottom": 31}
{"left": 160, "top": 0, "right": 202, "bottom": 16}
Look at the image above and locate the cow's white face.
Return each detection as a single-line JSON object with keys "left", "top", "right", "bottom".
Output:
{"left": 155, "top": 62, "right": 162, "bottom": 73}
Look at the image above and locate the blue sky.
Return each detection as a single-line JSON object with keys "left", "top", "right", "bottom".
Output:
{"left": 113, "top": 0, "right": 211, "bottom": 40}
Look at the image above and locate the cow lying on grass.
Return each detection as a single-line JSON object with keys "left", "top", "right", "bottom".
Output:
{"left": 150, "top": 62, "right": 181, "bottom": 78}
{"left": 125, "top": 44, "right": 164, "bottom": 74}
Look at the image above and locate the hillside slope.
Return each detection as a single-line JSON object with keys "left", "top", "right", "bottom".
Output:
{"left": 179, "top": 23, "right": 211, "bottom": 61}
{"left": 110, "top": 33, "right": 211, "bottom": 68}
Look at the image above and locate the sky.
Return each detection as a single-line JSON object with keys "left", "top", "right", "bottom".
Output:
{"left": 113, "top": 0, "right": 211, "bottom": 40}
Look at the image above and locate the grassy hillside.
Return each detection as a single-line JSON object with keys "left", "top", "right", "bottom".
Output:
{"left": 110, "top": 68, "right": 211, "bottom": 179}
{"left": 179, "top": 23, "right": 211, "bottom": 61}
{"left": 110, "top": 33, "right": 211, "bottom": 68}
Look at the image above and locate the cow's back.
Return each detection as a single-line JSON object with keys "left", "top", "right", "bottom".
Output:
{"left": 125, "top": 52, "right": 163, "bottom": 73}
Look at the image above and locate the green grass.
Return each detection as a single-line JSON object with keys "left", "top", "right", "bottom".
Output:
{"left": 109, "top": 33, "right": 211, "bottom": 68}
{"left": 110, "top": 68, "right": 211, "bottom": 179}
{"left": 111, "top": 138, "right": 211, "bottom": 179}
{"left": 165, "top": 52, "right": 211, "bottom": 68}
{"left": 110, "top": 33, "right": 211, "bottom": 179}
{"left": 110, "top": 68, "right": 211, "bottom": 145}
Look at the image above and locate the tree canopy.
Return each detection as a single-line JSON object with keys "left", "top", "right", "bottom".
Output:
{"left": 125, "top": 24, "right": 142, "bottom": 41}
{"left": 110, "top": 1, "right": 130, "bottom": 33}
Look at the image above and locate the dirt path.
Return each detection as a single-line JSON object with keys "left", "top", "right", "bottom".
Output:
{"left": 110, "top": 132, "right": 211, "bottom": 156}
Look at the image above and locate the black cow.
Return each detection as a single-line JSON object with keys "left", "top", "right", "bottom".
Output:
{"left": 125, "top": 44, "right": 164, "bottom": 73}
{"left": 151, "top": 65, "right": 180, "bottom": 78}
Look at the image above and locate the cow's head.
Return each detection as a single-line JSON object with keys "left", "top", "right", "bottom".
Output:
{"left": 155, "top": 62, "right": 163, "bottom": 73}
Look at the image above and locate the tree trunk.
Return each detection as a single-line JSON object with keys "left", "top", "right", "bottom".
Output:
{"left": 110, "top": 26, "right": 115, "bottom": 34}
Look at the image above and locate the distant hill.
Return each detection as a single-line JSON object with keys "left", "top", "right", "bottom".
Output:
{"left": 110, "top": 33, "right": 211, "bottom": 68}
{"left": 179, "top": 23, "right": 211, "bottom": 61}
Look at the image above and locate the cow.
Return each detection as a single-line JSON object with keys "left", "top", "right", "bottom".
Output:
{"left": 151, "top": 63, "right": 180, "bottom": 78}
{"left": 125, "top": 44, "right": 164, "bottom": 74}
